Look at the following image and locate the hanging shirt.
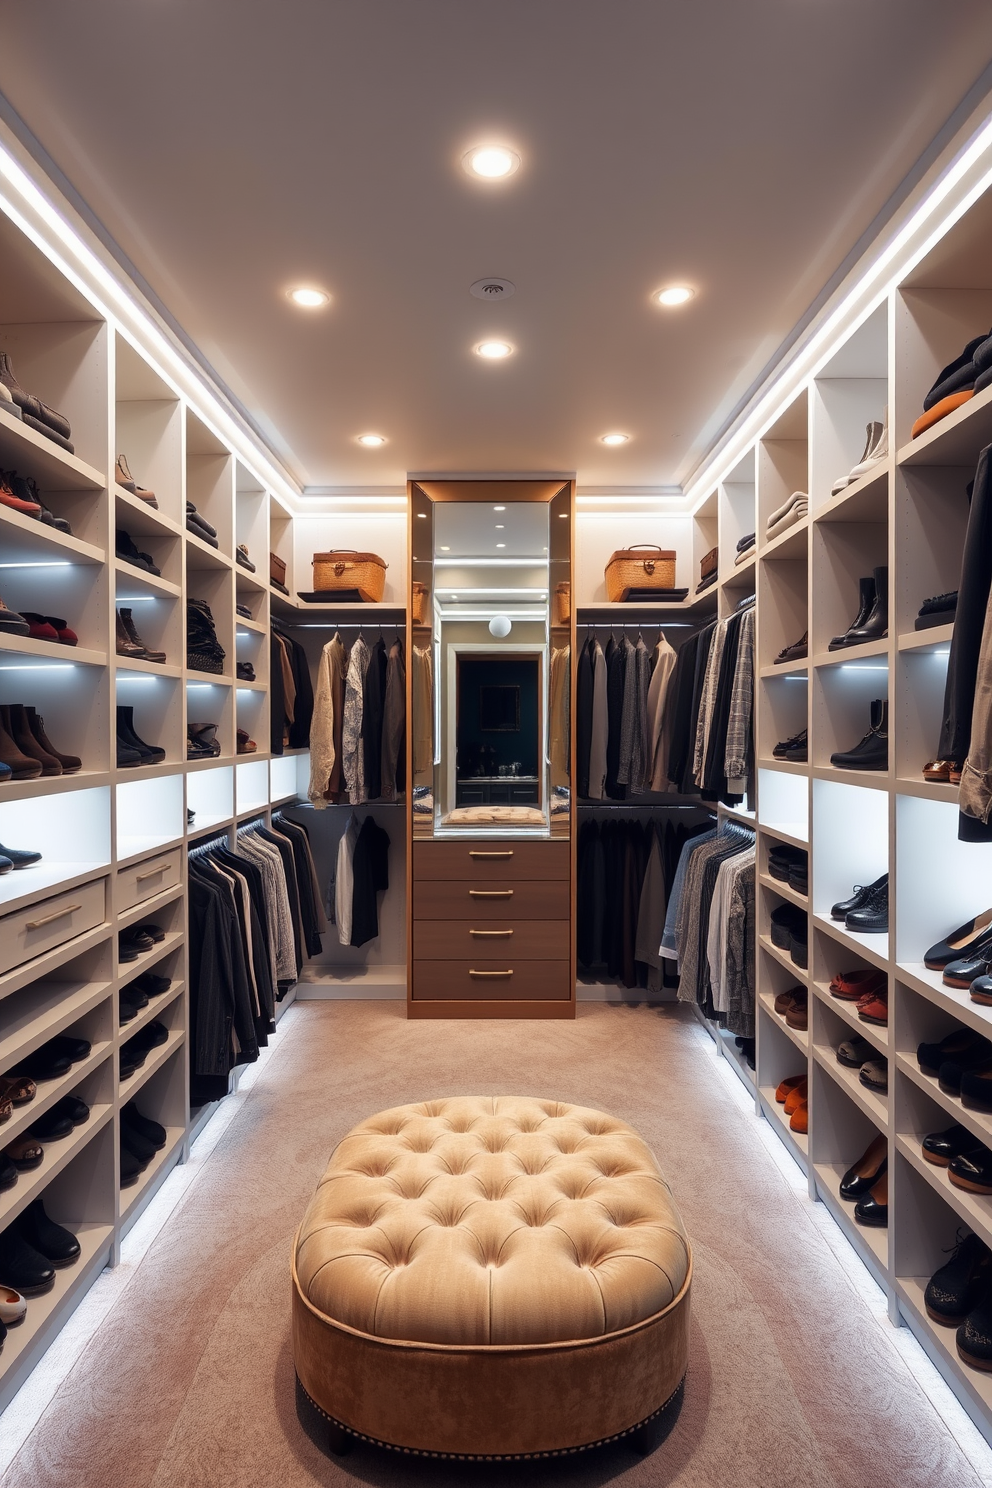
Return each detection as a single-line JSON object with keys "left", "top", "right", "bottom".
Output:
{"left": 335, "top": 813, "right": 360, "bottom": 946}
{"left": 342, "top": 635, "right": 370, "bottom": 803}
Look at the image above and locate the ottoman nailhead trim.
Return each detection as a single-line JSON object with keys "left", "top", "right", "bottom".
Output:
{"left": 296, "top": 1374, "right": 686, "bottom": 1461}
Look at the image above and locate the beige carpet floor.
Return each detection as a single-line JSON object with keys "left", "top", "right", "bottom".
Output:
{"left": 3, "top": 1001, "right": 986, "bottom": 1488}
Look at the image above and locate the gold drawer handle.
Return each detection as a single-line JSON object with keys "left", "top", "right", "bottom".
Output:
{"left": 469, "top": 850, "right": 513, "bottom": 859}
{"left": 470, "top": 929, "right": 513, "bottom": 937}
{"left": 136, "top": 865, "right": 167, "bottom": 883}
{"left": 469, "top": 889, "right": 514, "bottom": 898}
{"left": 469, "top": 969, "right": 514, "bottom": 977}
{"left": 25, "top": 903, "right": 81, "bottom": 930}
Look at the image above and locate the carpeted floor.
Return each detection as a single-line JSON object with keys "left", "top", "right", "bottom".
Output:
{"left": 3, "top": 1001, "right": 986, "bottom": 1488}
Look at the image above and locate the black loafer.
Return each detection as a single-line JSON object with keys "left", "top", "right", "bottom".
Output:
{"left": 16, "top": 1198, "right": 80, "bottom": 1267}
{"left": 135, "top": 923, "right": 165, "bottom": 943}
{"left": 120, "top": 1124, "right": 156, "bottom": 1166}
{"left": 939, "top": 1056, "right": 992, "bottom": 1096}
{"left": 922, "top": 1124, "right": 985, "bottom": 1166}
{"left": 46, "top": 1035, "right": 91, "bottom": 1065}
{"left": 133, "top": 971, "right": 171, "bottom": 998}
{"left": 925, "top": 911, "right": 992, "bottom": 970}
{"left": 919, "top": 1028, "right": 992, "bottom": 1077}
{"left": 120, "top": 1146, "right": 143, "bottom": 1187}
{"left": 854, "top": 1172, "right": 888, "bottom": 1227}
{"left": 839, "top": 1135, "right": 887, "bottom": 1200}
{"left": 926, "top": 1232, "right": 992, "bottom": 1326}
{"left": 118, "top": 993, "right": 139, "bottom": 1024}
{"left": 957, "top": 1289, "right": 992, "bottom": 1370}
{"left": 0, "top": 1227, "right": 55, "bottom": 1295}
{"left": 27, "top": 1108, "right": 73, "bottom": 1141}
{"left": 14, "top": 1048, "right": 71, "bottom": 1082}
{"left": 47, "top": 1095, "right": 89, "bottom": 1127}
{"left": 122, "top": 1101, "right": 167, "bottom": 1150}
{"left": 949, "top": 1144, "right": 992, "bottom": 1195}
{"left": 971, "top": 975, "right": 992, "bottom": 1006}
{"left": 944, "top": 951, "right": 992, "bottom": 989}
{"left": 0, "top": 1154, "right": 16, "bottom": 1192}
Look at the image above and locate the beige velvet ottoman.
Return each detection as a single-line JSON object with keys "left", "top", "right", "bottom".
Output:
{"left": 292, "top": 1096, "right": 692, "bottom": 1460}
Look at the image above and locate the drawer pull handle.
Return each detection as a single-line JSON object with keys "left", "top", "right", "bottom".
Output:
{"left": 470, "top": 928, "right": 513, "bottom": 937}
{"left": 136, "top": 865, "right": 167, "bottom": 883}
{"left": 469, "top": 969, "right": 514, "bottom": 977}
{"left": 25, "top": 903, "right": 81, "bottom": 930}
{"left": 469, "top": 889, "right": 514, "bottom": 898}
{"left": 469, "top": 850, "right": 513, "bottom": 859}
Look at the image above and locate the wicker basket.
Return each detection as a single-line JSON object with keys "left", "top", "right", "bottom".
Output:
{"left": 412, "top": 580, "right": 427, "bottom": 625}
{"left": 699, "top": 545, "right": 718, "bottom": 580}
{"left": 554, "top": 581, "right": 571, "bottom": 625}
{"left": 312, "top": 550, "right": 387, "bottom": 603}
{"left": 605, "top": 545, "right": 677, "bottom": 602}
{"left": 270, "top": 552, "right": 287, "bottom": 585}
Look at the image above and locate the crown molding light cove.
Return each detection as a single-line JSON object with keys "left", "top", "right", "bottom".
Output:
{"left": 681, "top": 91, "right": 992, "bottom": 514}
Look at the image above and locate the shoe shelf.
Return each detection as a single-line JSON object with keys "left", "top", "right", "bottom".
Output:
{"left": 896, "top": 962, "right": 992, "bottom": 1040}
{"left": 185, "top": 531, "right": 232, "bottom": 570}
{"left": 813, "top": 1042, "right": 889, "bottom": 1132}
{"left": 0, "top": 504, "right": 105, "bottom": 566}
{"left": 0, "top": 403, "right": 104, "bottom": 492}
{"left": 895, "top": 1277, "right": 992, "bottom": 1425}
{"left": 0, "top": 633, "right": 106, "bottom": 669}
{"left": 894, "top": 777, "right": 959, "bottom": 805}
{"left": 897, "top": 623, "right": 954, "bottom": 653}
{"left": 810, "top": 637, "right": 889, "bottom": 670}
{"left": 112, "top": 560, "right": 182, "bottom": 601}
{"left": 0, "top": 1216, "right": 114, "bottom": 1385}
{"left": 114, "top": 654, "right": 183, "bottom": 681}
{"left": 758, "top": 1083, "right": 810, "bottom": 1167}
{"left": 113, "top": 486, "right": 183, "bottom": 539}
{"left": 757, "top": 932, "right": 807, "bottom": 982}
{"left": 814, "top": 1159, "right": 889, "bottom": 1280}
{"left": 758, "top": 660, "right": 808, "bottom": 679}
{"left": 897, "top": 380, "right": 992, "bottom": 468}
{"left": 897, "top": 1134, "right": 992, "bottom": 1255}
{"left": 812, "top": 913, "right": 890, "bottom": 971}
{"left": 758, "top": 519, "right": 809, "bottom": 562}
{"left": 0, "top": 1100, "right": 114, "bottom": 1233}
{"left": 122, "top": 979, "right": 185, "bottom": 1040}
{"left": 756, "top": 759, "right": 809, "bottom": 781}
{"left": 0, "top": 975, "right": 111, "bottom": 1063}
{"left": 811, "top": 980, "right": 888, "bottom": 1054}
{"left": 897, "top": 1052, "right": 992, "bottom": 1152}
{"left": 119, "top": 1124, "right": 185, "bottom": 1234}
{"left": 813, "top": 464, "right": 888, "bottom": 525}
{"left": 757, "top": 870, "right": 807, "bottom": 909}
{"left": 810, "top": 764, "right": 890, "bottom": 792}
{"left": 119, "top": 1027, "right": 186, "bottom": 1104}
{"left": 758, "top": 991, "right": 808, "bottom": 1055}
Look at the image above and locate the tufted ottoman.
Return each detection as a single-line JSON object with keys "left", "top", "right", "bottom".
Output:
{"left": 292, "top": 1096, "right": 692, "bottom": 1459}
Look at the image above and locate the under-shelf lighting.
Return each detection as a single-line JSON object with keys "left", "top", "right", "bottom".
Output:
{"left": 115, "top": 674, "right": 158, "bottom": 683}
{"left": 0, "top": 561, "right": 72, "bottom": 569}
{"left": 839, "top": 663, "right": 888, "bottom": 672}
{"left": 0, "top": 662, "right": 75, "bottom": 671}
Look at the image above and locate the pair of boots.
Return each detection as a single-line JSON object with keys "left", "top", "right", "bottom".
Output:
{"left": 831, "top": 700, "right": 888, "bottom": 771}
{"left": 117, "top": 706, "right": 165, "bottom": 768}
{"left": 0, "top": 704, "right": 80, "bottom": 780}
{"left": 828, "top": 567, "right": 888, "bottom": 650}
{"left": 187, "top": 599, "right": 225, "bottom": 675}
{"left": 0, "top": 352, "right": 74, "bottom": 453}
{"left": 116, "top": 528, "right": 161, "bottom": 577}
{"left": 115, "top": 608, "right": 165, "bottom": 663}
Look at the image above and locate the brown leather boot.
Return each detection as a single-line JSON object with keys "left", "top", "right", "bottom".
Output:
{"left": 0, "top": 706, "right": 42, "bottom": 779}
{"left": 6, "top": 703, "right": 61, "bottom": 775}
{"left": 115, "top": 610, "right": 147, "bottom": 659}
{"left": 119, "top": 608, "right": 165, "bottom": 663}
{"left": 25, "top": 708, "right": 81, "bottom": 773}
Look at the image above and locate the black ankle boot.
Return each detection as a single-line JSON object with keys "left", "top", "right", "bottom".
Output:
{"left": 843, "top": 566, "right": 888, "bottom": 645}
{"left": 829, "top": 576, "right": 875, "bottom": 650}
{"left": 116, "top": 706, "right": 165, "bottom": 765}
{"left": 830, "top": 700, "right": 888, "bottom": 771}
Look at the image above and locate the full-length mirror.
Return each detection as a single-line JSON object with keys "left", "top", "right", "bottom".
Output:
{"left": 409, "top": 480, "right": 571, "bottom": 837}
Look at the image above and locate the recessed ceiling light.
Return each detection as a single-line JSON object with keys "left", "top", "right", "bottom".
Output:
{"left": 493, "top": 505, "right": 506, "bottom": 511}
{"left": 601, "top": 433, "right": 629, "bottom": 445}
{"left": 440, "top": 546, "right": 451, "bottom": 551}
{"left": 654, "top": 285, "right": 695, "bottom": 307}
{"left": 495, "top": 524, "right": 504, "bottom": 529}
{"left": 288, "top": 287, "right": 329, "bottom": 308}
{"left": 464, "top": 146, "right": 519, "bottom": 180}
{"left": 476, "top": 340, "right": 513, "bottom": 360}
{"left": 357, "top": 433, "right": 386, "bottom": 447}
{"left": 496, "top": 543, "right": 506, "bottom": 548}
{"left": 416, "top": 512, "right": 427, "bottom": 519}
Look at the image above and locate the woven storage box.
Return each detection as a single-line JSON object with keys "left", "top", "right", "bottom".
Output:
{"left": 699, "top": 545, "right": 718, "bottom": 580}
{"left": 605, "top": 545, "right": 676, "bottom": 602}
{"left": 554, "top": 582, "right": 571, "bottom": 625}
{"left": 270, "top": 552, "right": 287, "bottom": 586}
{"left": 312, "top": 550, "right": 387, "bottom": 603}
{"left": 411, "top": 580, "right": 427, "bottom": 625}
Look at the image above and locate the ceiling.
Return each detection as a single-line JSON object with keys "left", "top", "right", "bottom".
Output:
{"left": 0, "top": 1, "right": 990, "bottom": 492}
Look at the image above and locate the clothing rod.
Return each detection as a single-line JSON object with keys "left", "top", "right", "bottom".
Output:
{"left": 578, "top": 802, "right": 716, "bottom": 812}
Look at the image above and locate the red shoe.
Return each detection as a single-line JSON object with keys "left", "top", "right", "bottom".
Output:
{"left": 830, "top": 968, "right": 885, "bottom": 1001}
{"left": 858, "top": 991, "right": 889, "bottom": 1026}
{"left": 21, "top": 612, "right": 60, "bottom": 642}
{"left": 0, "top": 481, "right": 41, "bottom": 517}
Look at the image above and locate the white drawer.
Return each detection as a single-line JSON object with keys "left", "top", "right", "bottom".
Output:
{"left": 117, "top": 849, "right": 181, "bottom": 913}
{"left": 0, "top": 878, "right": 107, "bottom": 975}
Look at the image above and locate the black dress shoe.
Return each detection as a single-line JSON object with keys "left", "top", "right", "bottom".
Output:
{"left": 119, "top": 928, "right": 154, "bottom": 962}
{"left": 846, "top": 877, "right": 888, "bottom": 933}
{"left": 783, "top": 730, "right": 808, "bottom": 763}
{"left": 47, "top": 1095, "right": 89, "bottom": 1127}
{"left": 16, "top": 1199, "right": 80, "bottom": 1267}
{"left": 131, "top": 1020, "right": 168, "bottom": 1052}
{"left": 133, "top": 971, "right": 170, "bottom": 998}
{"left": 961, "top": 1068, "right": 992, "bottom": 1112}
{"left": 924, "top": 910, "right": 992, "bottom": 970}
{"left": 46, "top": 1035, "right": 90, "bottom": 1065}
{"left": 0, "top": 1226, "right": 55, "bottom": 1295}
{"left": 14, "top": 1047, "right": 71, "bottom": 1082}
{"left": 768, "top": 846, "right": 806, "bottom": 881}
{"left": 828, "top": 575, "right": 876, "bottom": 650}
{"left": 119, "top": 1049, "right": 141, "bottom": 1080}
{"left": 831, "top": 873, "right": 887, "bottom": 920}
{"left": 135, "top": 923, "right": 165, "bottom": 943}
{"left": 944, "top": 945, "right": 992, "bottom": 988}
{"left": 923, "top": 1124, "right": 985, "bottom": 1166}
{"left": 919, "top": 1028, "right": 992, "bottom": 1078}
{"left": 122, "top": 1101, "right": 167, "bottom": 1150}
{"left": 0, "top": 1154, "right": 16, "bottom": 1192}
{"left": 0, "top": 842, "right": 42, "bottom": 869}
{"left": 830, "top": 700, "right": 888, "bottom": 770}
{"left": 120, "top": 1145, "right": 143, "bottom": 1187}
{"left": 957, "top": 1287, "right": 992, "bottom": 1370}
{"left": 949, "top": 1144, "right": 992, "bottom": 1195}
{"left": 926, "top": 1232, "right": 992, "bottom": 1326}
{"left": 123, "top": 981, "right": 149, "bottom": 1009}
{"left": 120, "top": 1123, "right": 156, "bottom": 1166}
{"left": 854, "top": 1171, "right": 888, "bottom": 1227}
{"left": 28, "top": 1108, "right": 74, "bottom": 1141}
{"left": 839, "top": 1134, "right": 886, "bottom": 1200}
{"left": 118, "top": 992, "right": 139, "bottom": 1024}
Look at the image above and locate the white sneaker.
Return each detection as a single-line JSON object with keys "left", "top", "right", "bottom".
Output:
{"left": 831, "top": 419, "right": 883, "bottom": 495}
{"left": 847, "top": 408, "right": 888, "bottom": 483}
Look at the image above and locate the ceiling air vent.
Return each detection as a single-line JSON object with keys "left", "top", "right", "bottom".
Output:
{"left": 470, "top": 278, "right": 515, "bottom": 300}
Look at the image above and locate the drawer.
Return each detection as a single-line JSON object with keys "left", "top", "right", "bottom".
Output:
{"left": 414, "top": 879, "right": 569, "bottom": 920}
{"left": 412, "top": 959, "right": 571, "bottom": 1002}
{"left": 117, "top": 848, "right": 181, "bottom": 913}
{"left": 414, "top": 840, "right": 569, "bottom": 881}
{"left": 0, "top": 877, "right": 107, "bottom": 975}
{"left": 414, "top": 919, "right": 571, "bottom": 960}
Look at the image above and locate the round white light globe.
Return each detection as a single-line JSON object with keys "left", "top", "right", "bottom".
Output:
{"left": 489, "top": 615, "right": 512, "bottom": 638}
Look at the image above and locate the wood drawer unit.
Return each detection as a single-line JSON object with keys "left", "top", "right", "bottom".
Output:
{"left": 0, "top": 877, "right": 107, "bottom": 976}
{"left": 414, "top": 919, "right": 570, "bottom": 961}
{"left": 414, "top": 840, "right": 569, "bottom": 881}
{"left": 414, "top": 879, "right": 569, "bottom": 921}
{"left": 117, "top": 849, "right": 182, "bottom": 913}
{"left": 412, "top": 959, "right": 571, "bottom": 1002}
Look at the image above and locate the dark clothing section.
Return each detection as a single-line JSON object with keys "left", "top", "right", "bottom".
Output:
{"left": 576, "top": 639, "right": 593, "bottom": 799}
{"left": 271, "top": 626, "right": 313, "bottom": 756}
{"left": 362, "top": 638, "right": 388, "bottom": 802}
{"left": 270, "top": 632, "right": 286, "bottom": 756}
{"left": 187, "top": 814, "right": 323, "bottom": 1105}
{"left": 668, "top": 823, "right": 756, "bottom": 1039}
{"left": 350, "top": 816, "right": 391, "bottom": 947}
